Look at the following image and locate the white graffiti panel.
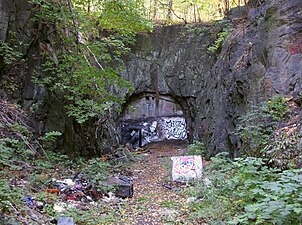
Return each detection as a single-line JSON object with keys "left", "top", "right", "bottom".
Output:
{"left": 161, "top": 117, "right": 187, "bottom": 140}
{"left": 141, "top": 121, "right": 159, "bottom": 146}
{"left": 121, "top": 116, "right": 187, "bottom": 147}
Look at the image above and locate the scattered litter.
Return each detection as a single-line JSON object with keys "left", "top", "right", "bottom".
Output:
{"left": 35, "top": 201, "right": 44, "bottom": 209}
{"left": 164, "top": 185, "right": 172, "bottom": 190}
{"left": 102, "top": 192, "right": 120, "bottom": 204}
{"left": 121, "top": 176, "right": 133, "bottom": 182}
{"left": 46, "top": 188, "right": 61, "bottom": 195}
{"left": 53, "top": 179, "right": 74, "bottom": 191}
{"left": 70, "top": 184, "right": 82, "bottom": 190}
{"left": 100, "top": 176, "right": 133, "bottom": 198}
{"left": 63, "top": 179, "right": 75, "bottom": 186}
{"left": 186, "top": 197, "right": 197, "bottom": 203}
{"left": 57, "top": 216, "right": 74, "bottom": 225}
{"left": 171, "top": 155, "right": 203, "bottom": 182}
{"left": 53, "top": 202, "right": 67, "bottom": 213}
{"left": 24, "top": 196, "right": 34, "bottom": 206}
{"left": 67, "top": 196, "right": 77, "bottom": 201}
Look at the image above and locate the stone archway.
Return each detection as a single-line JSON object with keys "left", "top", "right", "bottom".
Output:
{"left": 120, "top": 93, "right": 188, "bottom": 147}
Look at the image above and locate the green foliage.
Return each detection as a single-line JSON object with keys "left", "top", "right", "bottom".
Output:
{"left": 264, "top": 95, "right": 289, "bottom": 121}
{"left": 97, "top": 0, "right": 152, "bottom": 35}
{"left": 236, "top": 95, "right": 295, "bottom": 163}
{"left": 208, "top": 26, "right": 232, "bottom": 53}
{"left": 145, "top": 0, "right": 247, "bottom": 23}
{"left": 0, "top": 41, "right": 22, "bottom": 65}
{"left": 81, "top": 158, "right": 111, "bottom": 191}
{"left": 30, "top": 0, "right": 150, "bottom": 123}
{"left": 34, "top": 48, "right": 132, "bottom": 123}
{"left": 58, "top": 201, "right": 126, "bottom": 224}
{"left": 0, "top": 133, "right": 35, "bottom": 169}
{"left": 187, "top": 141, "right": 206, "bottom": 157}
{"left": 39, "top": 131, "right": 62, "bottom": 151}
{"left": 186, "top": 155, "right": 302, "bottom": 224}
{"left": 30, "top": 0, "right": 65, "bottom": 23}
{"left": 265, "top": 129, "right": 302, "bottom": 169}
{"left": 40, "top": 131, "right": 62, "bottom": 142}
{"left": 230, "top": 168, "right": 302, "bottom": 224}
{"left": 0, "top": 179, "right": 24, "bottom": 214}
{"left": 236, "top": 107, "right": 274, "bottom": 157}
{"left": 194, "top": 95, "right": 299, "bottom": 224}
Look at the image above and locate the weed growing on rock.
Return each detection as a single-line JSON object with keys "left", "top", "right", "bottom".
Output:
{"left": 207, "top": 24, "right": 233, "bottom": 53}
{"left": 264, "top": 95, "right": 289, "bottom": 121}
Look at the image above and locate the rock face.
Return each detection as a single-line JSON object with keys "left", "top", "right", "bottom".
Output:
{"left": 0, "top": 0, "right": 119, "bottom": 156}
{"left": 121, "top": 0, "right": 302, "bottom": 156}
{"left": 1, "top": 0, "right": 301, "bottom": 156}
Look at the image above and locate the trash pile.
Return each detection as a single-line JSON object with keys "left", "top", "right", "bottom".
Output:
{"left": 0, "top": 99, "right": 136, "bottom": 224}
{"left": 21, "top": 174, "right": 133, "bottom": 224}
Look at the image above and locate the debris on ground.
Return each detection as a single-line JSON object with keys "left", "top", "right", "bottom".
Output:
{"left": 100, "top": 176, "right": 134, "bottom": 198}
{"left": 57, "top": 217, "right": 74, "bottom": 225}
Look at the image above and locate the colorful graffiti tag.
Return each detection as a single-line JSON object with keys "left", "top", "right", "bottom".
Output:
{"left": 171, "top": 155, "right": 203, "bottom": 181}
{"left": 161, "top": 117, "right": 187, "bottom": 140}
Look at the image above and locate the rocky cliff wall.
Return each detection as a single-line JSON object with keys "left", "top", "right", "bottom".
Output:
{"left": 1, "top": 0, "right": 301, "bottom": 156}
{"left": 122, "top": 0, "right": 302, "bottom": 156}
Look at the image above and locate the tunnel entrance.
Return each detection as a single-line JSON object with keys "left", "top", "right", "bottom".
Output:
{"left": 120, "top": 94, "right": 188, "bottom": 147}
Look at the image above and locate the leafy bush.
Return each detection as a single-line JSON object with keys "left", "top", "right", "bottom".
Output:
{"left": 187, "top": 141, "right": 206, "bottom": 157}
{"left": 265, "top": 131, "right": 302, "bottom": 169}
{"left": 236, "top": 107, "right": 275, "bottom": 157}
{"left": 231, "top": 168, "right": 302, "bottom": 224}
{"left": 264, "top": 95, "right": 289, "bottom": 121}
{"left": 186, "top": 155, "right": 302, "bottom": 224}
{"left": 0, "top": 41, "right": 22, "bottom": 65}
{"left": 81, "top": 158, "right": 111, "bottom": 192}
{"left": 0, "top": 179, "right": 24, "bottom": 214}
{"left": 39, "top": 131, "right": 62, "bottom": 151}
{"left": 236, "top": 95, "right": 300, "bottom": 168}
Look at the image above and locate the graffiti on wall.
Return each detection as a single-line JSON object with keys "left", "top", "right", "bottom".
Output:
{"left": 161, "top": 117, "right": 187, "bottom": 140}
{"left": 141, "top": 121, "right": 159, "bottom": 146}
{"left": 121, "top": 120, "right": 160, "bottom": 147}
{"left": 121, "top": 116, "right": 188, "bottom": 147}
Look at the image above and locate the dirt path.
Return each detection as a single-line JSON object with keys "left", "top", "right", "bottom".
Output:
{"left": 124, "top": 142, "right": 192, "bottom": 225}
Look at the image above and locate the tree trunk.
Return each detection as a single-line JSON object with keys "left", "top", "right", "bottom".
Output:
{"left": 153, "top": 0, "right": 158, "bottom": 21}
{"left": 167, "top": 0, "right": 173, "bottom": 22}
